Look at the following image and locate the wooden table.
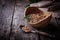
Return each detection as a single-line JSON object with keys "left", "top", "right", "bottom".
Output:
{"left": 0, "top": 0, "right": 60, "bottom": 40}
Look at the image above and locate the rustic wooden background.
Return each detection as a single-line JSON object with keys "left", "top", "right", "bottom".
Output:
{"left": 0, "top": 0, "right": 60, "bottom": 40}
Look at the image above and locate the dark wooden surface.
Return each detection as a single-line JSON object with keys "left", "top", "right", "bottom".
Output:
{"left": 0, "top": 0, "right": 60, "bottom": 40}
{"left": 0, "top": 0, "right": 15, "bottom": 40}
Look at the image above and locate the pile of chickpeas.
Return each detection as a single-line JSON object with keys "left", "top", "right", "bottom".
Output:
{"left": 22, "top": 26, "right": 30, "bottom": 32}
{"left": 27, "top": 13, "right": 46, "bottom": 24}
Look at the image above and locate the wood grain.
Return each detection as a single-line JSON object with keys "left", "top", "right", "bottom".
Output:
{"left": 0, "top": 0, "right": 60, "bottom": 40}
{"left": 0, "top": 1, "right": 15, "bottom": 40}
{"left": 12, "top": 0, "right": 38, "bottom": 40}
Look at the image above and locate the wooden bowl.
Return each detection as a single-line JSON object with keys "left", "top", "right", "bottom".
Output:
{"left": 25, "top": 7, "right": 52, "bottom": 28}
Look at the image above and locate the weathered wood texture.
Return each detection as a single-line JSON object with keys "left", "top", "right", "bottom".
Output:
{"left": 12, "top": 0, "right": 38, "bottom": 40}
{"left": 0, "top": 3, "right": 3, "bottom": 38}
{"left": 0, "top": 0, "right": 15, "bottom": 40}
{"left": 0, "top": 0, "right": 60, "bottom": 40}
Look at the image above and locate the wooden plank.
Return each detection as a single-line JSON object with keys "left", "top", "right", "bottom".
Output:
{"left": 51, "top": 11, "right": 60, "bottom": 27}
{"left": 55, "top": 18, "right": 60, "bottom": 27}
{"left": 53, "top": 11, "right": 60, "bottom": 27}
{"left": 12, "top": 0, "right": 38, "bottom": 40}
{"left": 0, "top": 3, "right": 4, "bottom": 39}
{"left": 15, "top": 32, "right": 38, "bottom": 40}
{"left": 1, "top": 1, "right": 15, "bottom": 40}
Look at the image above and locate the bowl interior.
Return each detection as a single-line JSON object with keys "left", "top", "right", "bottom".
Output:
{"left": 25, "top": 7, "right": 51, "bottom": 24}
